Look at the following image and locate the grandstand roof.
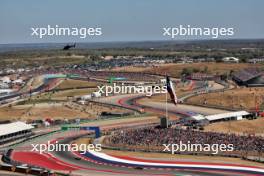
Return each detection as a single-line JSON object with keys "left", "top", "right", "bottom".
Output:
{"left": 233, "top": 68, "right": 263, "bottom": 82}
{"left": 0, "top": 122, "right": 34, "bottom": 137}
{"left": 205, "top": 111, "right": 249, "bottom": 121}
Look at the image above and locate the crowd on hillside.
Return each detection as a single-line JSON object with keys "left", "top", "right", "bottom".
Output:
{"left": 109, "top": 127, "right": 264, "bottom": 154}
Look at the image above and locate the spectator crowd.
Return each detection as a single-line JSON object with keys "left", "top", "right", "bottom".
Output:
{"left": 109, "top": 127, "right": 264, "bottom": 155}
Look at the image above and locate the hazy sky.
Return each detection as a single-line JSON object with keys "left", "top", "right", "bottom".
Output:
{"left": 0, "top": 0, "right": 264, "bottom": 44}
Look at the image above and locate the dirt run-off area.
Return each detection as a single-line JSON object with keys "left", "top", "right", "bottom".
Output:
{"left": 186, "top": 87, "right": 264, "bottom": 110}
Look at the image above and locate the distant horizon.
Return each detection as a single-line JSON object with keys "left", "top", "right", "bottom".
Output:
{"left": 1, "top": 38, "right": 264, "bottom": 46}
{"left": 1, "top": 38, "right": 264, "bottom": 53}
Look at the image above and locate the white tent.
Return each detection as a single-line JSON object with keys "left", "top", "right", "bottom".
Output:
{"left": 205, "top": 111, "right": 249, "bottom": 122}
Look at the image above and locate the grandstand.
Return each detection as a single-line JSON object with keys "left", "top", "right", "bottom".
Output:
{"left": 0, "top": 122, "right": 34, "bottom": 145}
{"left": 187, "top": 73, "right": 214, "bottom": 80}
{"left": 232, "top": 68, "right": 264, "bottom": 87}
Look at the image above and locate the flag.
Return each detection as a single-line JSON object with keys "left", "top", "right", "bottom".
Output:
{"left": 166, "top": 76, "right": 177, "bottom": 105}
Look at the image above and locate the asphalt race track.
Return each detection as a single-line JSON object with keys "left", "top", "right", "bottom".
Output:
{"left": 52, "top": 136, "right": 248, "bottom": 176}
{"left": 5, "top": 80, "right": 264, "bottom": 176}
